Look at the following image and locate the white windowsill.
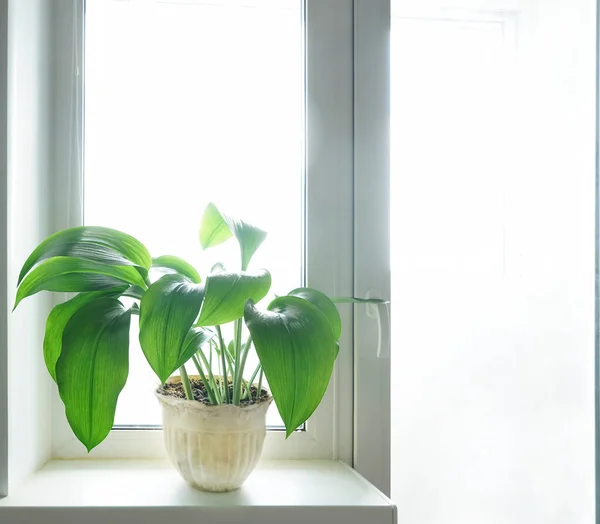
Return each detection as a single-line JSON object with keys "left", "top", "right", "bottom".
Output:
{"left": 0, "top": 459, "right": 396, "bottom": 524}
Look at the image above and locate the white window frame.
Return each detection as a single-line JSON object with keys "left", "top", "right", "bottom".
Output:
{"left": 48, "top": 0, "right": 389, "bottom": 470}
{"left": 353, "top": 0, "right": 391, "bottom": 494}
{"left": 0, "top": 0, "right": 7, "bottom": 501}
{"left": 0, "top": 0, "right": 391, "bottom": 499}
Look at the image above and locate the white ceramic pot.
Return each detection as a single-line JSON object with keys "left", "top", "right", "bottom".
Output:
{"left": 156, "top": 377, "right": 272, "bottom": 492}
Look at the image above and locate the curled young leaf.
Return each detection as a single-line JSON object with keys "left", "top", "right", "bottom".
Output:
{"left": 14, "top": 256, "right": 148, "bottom": 309}
{"left": 18, "top": 226, "right": 152, "bottom": 285}
{"left": 199, "top": 203, "right": 267, "bottom": 270}
{"left": 199, "top": 203, "right": 233, "bottom": 250}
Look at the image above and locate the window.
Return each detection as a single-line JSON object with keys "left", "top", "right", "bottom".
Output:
{"left": 2, "top": 0, "right": 594, "bottom": 517}
{"left": 49, "top": 0, "right": 364, "bottom": 466}
{"left": 84, "top": 0, "right": 303, "bottom": 430}
{"left": 1, "top": 0, "right": 390, "bottom": 501}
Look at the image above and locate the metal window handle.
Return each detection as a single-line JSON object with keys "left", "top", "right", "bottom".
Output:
{"left": 365, "top": 290, "right": 390, "bottom": 359}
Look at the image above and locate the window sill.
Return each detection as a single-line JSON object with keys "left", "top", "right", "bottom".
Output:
{"left": 0, "top": 459, "right": 396, "bottom": 524}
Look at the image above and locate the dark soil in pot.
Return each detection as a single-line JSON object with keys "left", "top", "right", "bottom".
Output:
{"left": 158, "top": 377, "right": 270, "bottom": 406}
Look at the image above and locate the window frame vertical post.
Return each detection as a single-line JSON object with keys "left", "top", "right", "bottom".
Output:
{"left": 51, "top": 0, "right": 357, "bottom": 462}
{"left": 353, "top": 0, "right": 391, "bottom": 496}
{"left": 0, "top": 0, "right": 9, "bottom": 498}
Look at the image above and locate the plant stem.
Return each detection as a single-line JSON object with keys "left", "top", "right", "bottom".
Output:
{"left": 191, "top": 354, "right": 218, "bottom": 405}
{"left": 256, "top": 368, "right": 264, "bottom": 402}
{"left": 179, "top": 365, "right": 194, "bottom": 400}
{"left": 232, "top": 319, "right": 243, "bottom": 405}
{"left": 216, "top": 325, "right": 230, "bottom": 404}
{"left": 195, "top": 347, "right": 220, "bottom": 404}
{"left": 246, "top": 362, "right": 261, "bottom": 399}
{"left": 223, "top": 343, "right": 234, "bottom": 381}
{"left": 239, "top": 335, "right": 252, "bottom": 375}
{"left": 213, "top": 340, "right": 223, "bottom": 401}
{"left": 234, "top": 334, "right": 252, "bottom": 404}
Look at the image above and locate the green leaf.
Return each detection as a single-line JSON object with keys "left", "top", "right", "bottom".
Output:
{"left": 200, "top": 203, "right": 267, "bottom": 270}
{"left": 152, "top": 255, "right": 201, "bottom": 284}
{"left": 288, "top": 288, "right": 342, "bottom": 341}
{"left": 199, "top": 202, "right": 232, "bottom": 249}
{"left": 139, "top": 274, "right": 205, "bottom": 383}
{"left": 197, "top": 267, "right": 271, "bottom": 326}
{"left": 14, "top": 256, "right": 148, "bottom": 309}
{"left": 56, "top": 298, "right": 132, "bottom": 452}
{"left": 244, "top": 296, "right": 337, "bottom": 437}
{"left": 182, "top": 327, "right": 215, "bottom": 359}
{"left": 227, "top": 340, "right": 236, "bottom": 360}
{"left": 122, "top": 285, "right": 145, "bottom": 300}
{"left": 223, "top": 216, "right": 267, "bottom": 271}
{"left": 18, "top": 226, "right": 152, "bottom": 285}
{"left": 43, "top": 286, "right": 128, "bottom": 382}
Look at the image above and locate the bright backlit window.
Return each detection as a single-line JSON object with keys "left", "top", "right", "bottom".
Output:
{"left": 50, "top": 0, "right": 369, "bottom": 468}
{"left": 84, "top": 0, "right": 302, "bottom": 428}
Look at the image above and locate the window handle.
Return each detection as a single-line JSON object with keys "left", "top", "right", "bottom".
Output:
{"left": 365, "top": 290, "right": 390, "bottom": 359}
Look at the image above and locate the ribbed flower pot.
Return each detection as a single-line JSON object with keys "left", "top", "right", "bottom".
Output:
{"left": 156, "top": 377, "right": 272, "bottom": 492}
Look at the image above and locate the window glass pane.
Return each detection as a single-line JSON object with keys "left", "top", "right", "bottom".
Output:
{"left": 84, "top": 0, "right": 303, "bottom": 428}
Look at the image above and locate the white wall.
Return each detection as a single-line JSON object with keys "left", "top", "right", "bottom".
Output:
{"left": 391, "top": 0, "right": 596, "bottom": 521}
{"left": 6, "top": 0, "right": 53, "bottom": 492}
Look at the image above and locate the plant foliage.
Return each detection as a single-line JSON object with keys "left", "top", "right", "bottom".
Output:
{"left": 14, "top": 203, "right": 379, "bottom": 451}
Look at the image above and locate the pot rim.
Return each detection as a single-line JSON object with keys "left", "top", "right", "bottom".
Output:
{"left": 155, "top": 390, "right": 273, "bottom": 412}
{"left": 156, "top": 375, "right": 273, "bottom": 413}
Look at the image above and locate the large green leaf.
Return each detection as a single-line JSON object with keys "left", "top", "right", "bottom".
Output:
{"left": 56, "top": 298, "right": 132, "bottom": 452}
{"left": 197, "top": 267, "right": 271, "bottom": 326}
{"left": 43, "top": 286, "right": 128, "bottom": 382}
{"left": 139, "top": 274, "right": 205, "bottom": 383}
{"left": 288, "top": 288, "right": 342, "bottom": 341}
{"left": 18, "top": 226, "right": 151, "bottom": 285}
{"left": 152, "top": 255, "right": 201, "bottom": 284}
{"left": 244, "top": 296, "right": 337, "bottom": 437}
{"left": 199, "top": 203, "right": 267, "bottom": 270}
{"left": 199, "top": 203, "right": 232, "bottom": 249}
{"left": 14, "top": 256, "right": 147, "bottom": 309}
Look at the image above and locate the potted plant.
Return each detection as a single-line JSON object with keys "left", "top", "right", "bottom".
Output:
{"left": 13, "top": 202, "right": 384, "bottom": 492}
